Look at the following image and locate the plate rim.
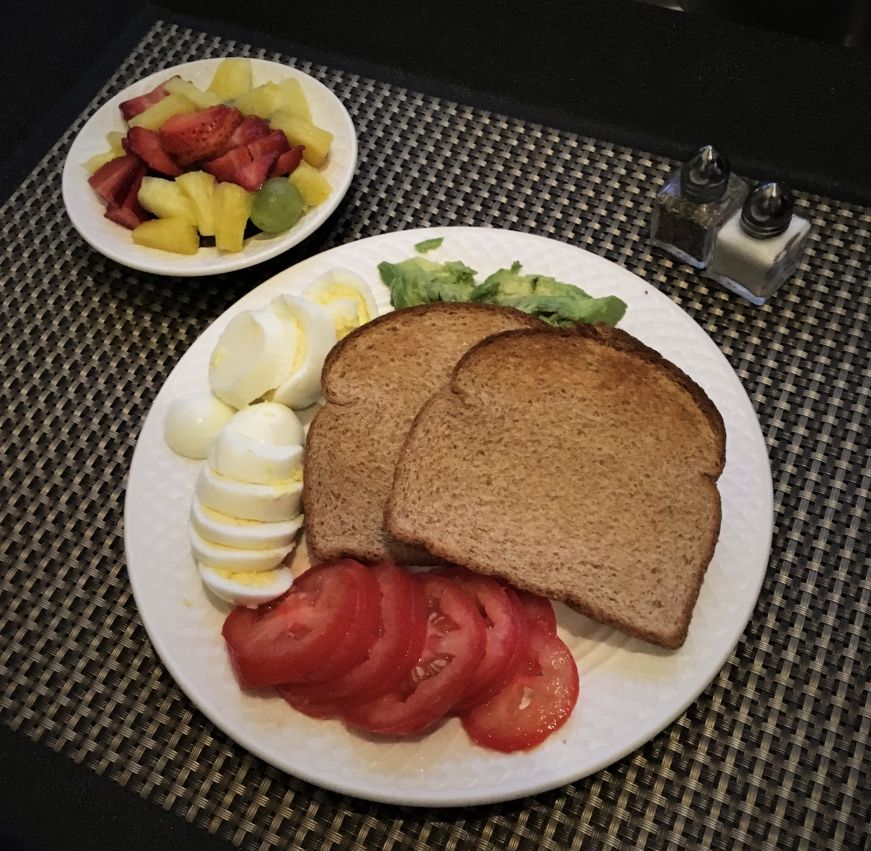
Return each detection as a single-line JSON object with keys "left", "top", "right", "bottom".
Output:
{"left": 62, "top": 57, "right": 358, "bottom": 277}
{"left": 124, "top": 225, "right": 774, "bottom": 806}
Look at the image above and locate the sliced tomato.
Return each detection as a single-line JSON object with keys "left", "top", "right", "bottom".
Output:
{"left": 292, "top": 561, "right": 381, "bottom": 684}
{"left": 433, "top": 567, "right": 525, "bottom": 713}
{"left": 513, "top": 587, "right": 557, "bottom": 635}
{"left": 221, "top": 560, "right": 362, "bottom": 688}
{"left": 460, "top": 626, "right": 579, "bottom": 753}
{"left": 280, "top": 562, "right": 427, "bottom": 718}
{"left": 342, "top": 573, "right": 486, "bottom": 736}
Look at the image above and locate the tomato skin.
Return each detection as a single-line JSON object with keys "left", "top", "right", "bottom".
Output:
{"left": 513, "top": 588, "right": 557, "bottom": 636}
{"left": 460, "top": 626, "right": 579, "bottom": 753}
{"left": 342, "top": 573, "right": 486, "bottom": 736}
{"left": 433, "top": 567, "right": 526, "bottom": 713}
{"left": 279, "top": 562, "right": 427, "bottom": 717}
{"left": 221, "top": 560, "right": 360, "bottom": 688}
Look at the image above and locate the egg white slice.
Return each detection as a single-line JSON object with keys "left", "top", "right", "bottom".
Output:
{"left": 208, "top": 430, "right": 303, "bottom": 485}
{"left": 224, "top": 402, "right": 305, "bottom": 446}
{"left": 198, "top": 564, "right": 294, "bottom": 608}
{"left": 190, "top": 525, "right": 295, "bottom": 572}
{"left": 190, "top": 499, "right": 303, "bottom": 550}
{"left": 164, "top": 392, "right": 235, "bottom": 459}
{"left": 196, "top": 464, "right": 303, "bottom": 522}
{"left": 209, "top": 308, "right": 299, "bottom": 409}
{"left": 302, "top": 268, "right": 378, "bottom": 338}
{"left": 269, "top": 295, "right": 337, "bottom": 409}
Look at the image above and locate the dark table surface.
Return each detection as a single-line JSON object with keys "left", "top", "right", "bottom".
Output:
{"left": 2, "top": 2, "right": 869, "bottom": 850}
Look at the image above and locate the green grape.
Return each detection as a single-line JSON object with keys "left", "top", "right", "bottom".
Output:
{"left": 250, "top": 179, "right": 304, "bottom": 234}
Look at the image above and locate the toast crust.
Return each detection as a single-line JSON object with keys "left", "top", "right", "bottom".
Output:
{"left": 386, "top": 323, "right": 726, "bottom": 649}
{"left": 304, "top": 303, "right": 545, "bottom": 564}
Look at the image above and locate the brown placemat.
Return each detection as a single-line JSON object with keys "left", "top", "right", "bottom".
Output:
{"left": 1, "top": 17, "right": 868, "bottom": 851}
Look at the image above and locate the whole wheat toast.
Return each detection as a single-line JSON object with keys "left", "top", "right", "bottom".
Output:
{"left": 304, "top": 302, "right": 545, "bottom": 563}
{"left": 386, "top": 323, "right": 727, "bottom": 648}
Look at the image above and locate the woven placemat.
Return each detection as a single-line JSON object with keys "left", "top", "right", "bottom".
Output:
{"left": 1, "top": 18, "right": 868, "bottom": 851}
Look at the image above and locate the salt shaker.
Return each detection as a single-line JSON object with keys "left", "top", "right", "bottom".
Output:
{"left": 705, "top": 182, "right": 811, "bottom": 305}
{"left": 650, "top": 145, "right": 748, "bottom": 269}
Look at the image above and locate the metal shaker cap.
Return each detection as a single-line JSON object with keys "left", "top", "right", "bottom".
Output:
{"left": 740, "top": 182, "right": 795, "bottom": 238}
{"left": 680, "top": 145, "right": 731, "bottom": 203}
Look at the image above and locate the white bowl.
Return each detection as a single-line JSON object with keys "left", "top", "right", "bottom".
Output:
{"left": 62, "top": 58, "right": 357, "bottom": 277}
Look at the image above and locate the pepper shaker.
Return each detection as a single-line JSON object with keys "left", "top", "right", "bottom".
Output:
{"left": 650, "top": 145, "right": 748, "bottom": 269}
{"left": 705, "top": 182, "right": 811, "bottom": 305}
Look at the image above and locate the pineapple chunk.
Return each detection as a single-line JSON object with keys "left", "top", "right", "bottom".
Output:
{"left": 83, "top": 131, "right": 128, "bottom": 173}
{"left": 270, "top": 111, "right": 333, "bottom": 167}
{"left": 132, "top": 218, "right": 199, "bottom": 255}
{"left": 232, "top": 82, "right": 281, "bottom": 119}
{"left": 138, "top": 177, "right": 197, "bottom": 225}
{"left": 129, "top": 92, "right": 197, "bottom": 130}
{"left": 272, "top": 79, "right": 311, "bottom": 121}
{"left": 164, "top": 77, "right": 222, "bottom": 109}
{"left": 208, "top": 58, "right": 253, "bottom": 100}
{"left": 289, "top": 161, "right": 331, "bottom": 207}
{"left": 176, "top": 171, "right": 217, "bottom": 237}
{"left": 213, "top": 182, "right": 252, "bottom": 253}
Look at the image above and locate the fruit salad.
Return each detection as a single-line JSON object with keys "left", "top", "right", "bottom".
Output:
{"left": 85, "top": 58, "right": 334, "bottom": 255}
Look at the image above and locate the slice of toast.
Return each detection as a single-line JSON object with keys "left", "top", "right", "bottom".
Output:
{"left": 386, "top": 323, "right": 726, "bottom": 648}
{"left": 304, "top": 302, "right": 545, "bottom": 564}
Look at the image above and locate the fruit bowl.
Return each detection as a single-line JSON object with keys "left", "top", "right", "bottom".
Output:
{"left": 62, "top": 58, "right": 357, "bottom": 277}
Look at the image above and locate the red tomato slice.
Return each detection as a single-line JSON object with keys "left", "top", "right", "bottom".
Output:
{"left": 342, "top": 573, "right": 486, "bottom": 736}
{"left": 221, "top": 560, "right": 361, "bottom": 688}
{"left": 513, "top": 588, "right": 557, "bottom": 635}
{"left": 292, "top": 561, "right": 381, "bottom": 684}
{"left": 434, "top": 567, "right": 525, "bottom": 713}
{"left": 460, "top": 626, "right": 579, "bottom": 753}
{"left": 279, "top": 562, "right": 427, "bottom": 717}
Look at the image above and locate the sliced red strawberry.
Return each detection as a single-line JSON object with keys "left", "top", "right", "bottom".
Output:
{"left": 226, "top": 115, "right": 271, "bottom": 149}
{"left": 247, "top": 131, "right": 289, "bottom": 160}
{"left": 105, "top": 162, "right": 149, "bottom": 229}
{"left": 158, "top": 105, "right": 243, "bottom": 167}
{"left": 124, "top": 126, "right": 182, "bottom": 177}
{"left": 234, "top": 150, "right": 280, "bottom": 191}
{"left": 119, "top": 77, "right": 177, "bottom": 122}
{"left": 272, "top": 145, "right": 305, "bottom": 177}
{"left": 203, "top": 146, "right": 253, "bottom": 183}
{"left": 88, "top": 154, "right": 145, "bottom": 206}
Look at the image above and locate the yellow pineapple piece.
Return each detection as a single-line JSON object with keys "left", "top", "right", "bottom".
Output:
{"left": 213, "top": 182, "right": 252, "bottom": 252}
{"left": 208, "top": 58, "right": 253, "bottom": 100}
{"left": 289, "top": 161, "right": 331, "bottom": 207}
{"left": 232, "top": 82, "right": 281, "bottom": 119}
{"left": 137, "top": 177, "right": 197, "bottom": 225}
{"left": 164, "top": 77, "right": 222, "bottom": 109}
{"left": 176, "top": 171, "right": 217, "bottom": 237}
{"left": 132, "top": 218, "right": 199, "bottom": 255}
{"left": 129, "top": 92, "right": 197, "bottom": 130}
{"left": 270, "top": 111, "right": 333, "bottom": 167}
{"left": 83, "top": 131, "right": 128, "bottom": 173}
{"left": 272, "top": 79, "right": 311, "bottom": 121}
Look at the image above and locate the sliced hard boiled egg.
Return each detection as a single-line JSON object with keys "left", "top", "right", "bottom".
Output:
{"left": 190, "top": 499, "right": 303, "bottom": 550}
{"left": 224, "top": 401, "right": 304, "bottom": 446}
{"left": 209, "top": 308, "right": 299, "bottom": 409}
{"left": 196, "top": 464, "right": 302, "bottom": 522}
{"left": 190, "top": 525, "right": 295, "bottom": 571}
{"left": 302, "top": 268, "right": 378, "bottom": 339}
{"left": 269, "top": 295, "right": 337, "bottom": 409}
{"left": 198, "top": 564, "right": 294, "bottom": 608}
{"left": 163, "top": 392, "right": 235, "bottom": 459}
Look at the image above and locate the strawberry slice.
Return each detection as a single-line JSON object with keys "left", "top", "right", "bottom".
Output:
{"left": 204, "top": 146, "right": 253, "bottom": 183}
{"left": 247, "top": 131, "right": 289, "bottom": 160}
{"left": 272, "top": 145, "right": 305, "bottom": 177}
{"left": 158, "top": 105, "right": 243, "bottom": 167}
{"left": 124, "top": 127, "right": 182, "bottom": 177}
{"left": 235, "top": 151, "right": 280, "bottom": 191}
{"left": 105, "top": 162, "right": 149, "bottom": 229}
{"left": 119, "top": 77, "right": 176, "bottom": 122}
{"left": 225, "top": 115, "right": 271, "bottom": 150}
{"left": 88, "top": 154, "right": 145, "bottom": 206}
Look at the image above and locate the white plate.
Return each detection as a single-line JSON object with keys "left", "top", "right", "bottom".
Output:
{"left": 63, "top": 58, "right": 357, "bottom": 277}
{"left": 124, "top": 227, "right": 773, "bottom": 806}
